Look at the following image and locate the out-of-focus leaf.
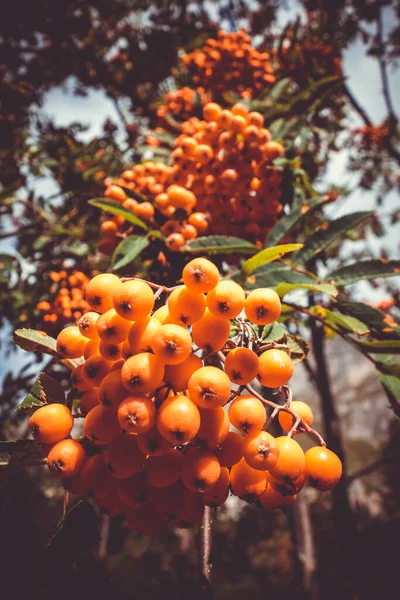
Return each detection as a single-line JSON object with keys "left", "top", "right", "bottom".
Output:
{"left": 244, "top": 264, "right": 315, "bottom": 290}
{"left": 242, "top": 244, "right": 303, "bottom": 277}
{"left": 295, "top": 211, "right": 373, "bottom": 264}
{"left": 311, "top": 307, "right": 369, "bottom": 335}
{"left": 13, "top": 328, "right": 58, "bottom": 356}
{"left": 377, "top": 374, "right": 400, "bottom": 415}
{"left": 327, "top": 260, "right": 400, "bottom": 286}
{"left": 185, "top": 236, "right": 258, "bottom": 255}
{"left": 338, "top": 301, "right": 400, "bottom": 336}
{"left": 89, "top": 198, "right": 148, "bottom": 230}
{"left": 357, "top": 339, "right": 400, "bottom": 353}
{"left": 112, "top": 235, "right": 150, "bottom": 271}
{"left": 375, "top": 356, "right": 400, "bottom": 377}
{"left": 285, "top": 334, "right": 310, "bottom": 363}
{"left": 261, "top": 322, "right": 286, "bottom": 342}
{"left": 276, "top": 282, "right": 338, "bottom": 298}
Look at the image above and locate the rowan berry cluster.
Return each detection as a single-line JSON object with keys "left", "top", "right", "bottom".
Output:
{"left": 99, "top": 101, "right": 284, "bottom": 253}
{"left": 155, "top": 87, "right": 210, "bottom": 127}
{"left": 36, "top": 270, "right": 90, "bottom": 331}
{"left": 353, "top": 125, "right": 390, "bottom": 150}
{"left": 29, "top": 258, "right": 342, "bottom": 535}
{"left": 182, "top": 30, "right": 276, "bottom": 98}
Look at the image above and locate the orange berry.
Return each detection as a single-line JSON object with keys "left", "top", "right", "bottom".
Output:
{"left": 134, "top": 201, "right": 155, "bottom": 220}
{"left": 181, "top": 448, "right": 221, "bottom": 493}
{"left": 278, "top": 401, "right": 314, "bottom": 433}
{"left": 204, "top": 467, "right": 230, "bottom": 507}
{"left": 197, "top": 407, "right": 230, "bottom": 449}
{"left": 167, "top": 285, "right": 206, "bottom": 325}
{"left": 118, "top": 472, "right": 150, "bottom": 508}
{"left": 244, "top": 288, "right": 281, "bottom": 325}
{"left": 150, "top": 323, "right": 192, "bottom": 365}
{"left": 47, "top": 439, "right": 86, "bottom": 479}
{"left": 29, "top": 404, "right": 73, "bottom": 444}
{"left": 56, "top": 326, "right": 87, "bottom": 358}
{"left": 191, "top": 309, "right": 231, "bottom": 352}
{"left": 125, "top": 502, "right": 165, "bottom": 535}
{"left": 152, "top": 305, "right": 171, "bottom": 324}
{"left": 188, "top": 212, "right": 209, "bottom": 234}
{"left": 247, "top": 111, "right": 264, "bottom": 128}
{"left": 151, "top": 480, "right": 185, "bottom": 523}
{"left": 164, "top": 352, "right": 203, "bottom": 392}
{"left": 71, "top": 364, "right": 93, "bottom": 392}
{"left": 166, "top": 232, "right": 186, "bottom": 251}
{"left": 304, "top": 447, "right": 342, "bottom": 491}
{"left": 231, "top": 102, "right": 249, "bottom": 117}
{"left": 230, "top": 114, "right": 247, "bottom": 133}
{"left": 217, "top": 109, "right": 233, "bottom": 129}
{"left": 144, "top": 448, "right": 183, "bottom": 488}
{"left": 117, "top": 395, "right": 156, "bottom": 434}
{"left": 99, "top": 340, "right": 122, "bottom": 361}
{"left": 228, "top": 395, "right": 266, "bottom": 435}
{"left": 188, "top": 366, "right": 231, "bottom": 409}
{"left": 157, "top": 394, "right": 200, "bottom": 444}
{"left": 83, "top": 337, "right": 100, "bottom": 359}
{"left": 262, "top": 141, "right": 284, "bottom": 160}
{"left": 203, "top": 102, "right": 222, "bottom": 122}
{"left": 215, "top": 431, "right": 244, "bottom": 467}
{"left": 84, "top": 405, "right": 121, "bottom": 446}
{"left": 128, "top": 316, "right": 161, "bottom": 354}
{"left": 182, "top": 257, "right": 219, "bottom": 293}
{"left": 86, "top": 273, "right": 121, "bottom": 313}
{"left": 104, "top": 433, "right": 145, "bottom": 479}
{"left": 81, "top": 354, "right": 113, "bottom": 387}
{"left": 258, "top": 349, "right": 294, "bottom": 388}
{"left": 224, "top": 347, "right": 259, "bottom": 384}
{"left": 177, "top": 487, "right": 205, "bottom": 527}
{"left": 77, "top": 311, "right": 99, "bottom": 339}
{"left": 230, "top": 458, "right": 267, "bottom": 501}
{"left": 194, "top": 144, "right": 213, "bottom": 164}
{"left": 112, "top": 280, "right": 154, "bottom": 321}
{"left": 98, "top": 369, "right": 127, "bottom": 410}
{"left": 180, "top": 223, "right": 197, "bottom": 240}
{"left": 268, "top": 436, "right": 306, "bottom": 482}
{"left": 243, "top": 430, "right": 280, "bottom": 471}
{"left": 137, "top": 425, "right": 172, "bottom": 457}
{"left": 101, "top": 220, "right": 118, "bottom": 235}
{"left": 80, "top": 389, "right": 100, "bottom": 414}
{"left": 121, "top": 352, "right": 164, "bottom": 394}
{"left": 104, "top": 184, "right": 127, "bottom": 203}
{"left": 267, "top": 472, "right": 305, "bottom": 496}
{"left": 166, "top": 185, "right": 196, "bottom": 210}
{"left": 260, "top": 482, "right": 296, "bottom": 509}
{"left": 206, "top": 280, "right": 245, "bottom": 319}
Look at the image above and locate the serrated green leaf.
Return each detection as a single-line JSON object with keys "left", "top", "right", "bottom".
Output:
{"left": 185, "top": 236, "right": 259, "bottom": 255}
{"left": 276, "top": 282, "right": 338, "bottom": 298}
{"left": 13, "top": 328, "right": 58, "bottom": 356}
{"left": 285, "top": 334, "right": 310, "bottom": 363}
{"left": 338, "top": 301, "right": 400, "bottom": 335}
{"left": 242, "top": 244, "right": 303, "bottom": 277}
{"left": 377, "top": 373, "right": 400, "bottom": 414}
{"left": 0, "top": 440, "right": 44, "bottom": 468}
{"left": 17, "top": 373, "right": 46, "bottom": 412}
{"left": 89, "top": 198, "right": 148, "bottom": 230}
{"left": 295, "top": 211, "right": 373, "bottom": 264}
{"left": 327, "top": 260, "right": 400, "bottom": 286}
{"left": 261, "top": 322, "right": 286, "bottom": 342}
{"left": 112, "top": 235, "right": 150, "bottom": 271}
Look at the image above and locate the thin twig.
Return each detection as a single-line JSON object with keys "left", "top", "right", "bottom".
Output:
{"left": 199, "top": 506, "right": 213, "bottom": 598}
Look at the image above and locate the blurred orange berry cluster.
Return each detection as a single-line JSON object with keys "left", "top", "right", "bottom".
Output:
{"left": 156, "top": 87, "right": 210, "bottom": 127}
{"left": 354, "top": 125, "right": 390, "bottom": 149}
{"left": 182, "top": 30, "right": 276, "bottom": 98}
{"left": 36, "top": 270, "right": 90, "bottom": 330}
{"left": 99, "top": 101, "right": 284, "bottom": 253}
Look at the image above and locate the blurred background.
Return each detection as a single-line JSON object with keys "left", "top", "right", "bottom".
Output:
{"left": 0, "top": 1, "right": 399, "bottom": 599}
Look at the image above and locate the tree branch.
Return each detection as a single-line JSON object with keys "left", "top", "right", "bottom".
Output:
{"left": 199, "top": 506, "right": 213, "bottom": 598}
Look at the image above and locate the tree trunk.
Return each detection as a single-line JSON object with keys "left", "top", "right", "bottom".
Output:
{"left": 291, "top": 493, "right": 321, "bottom": 600}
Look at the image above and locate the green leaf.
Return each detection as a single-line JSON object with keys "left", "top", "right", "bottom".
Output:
{"left": 285, "top": 334, "right": 310, "bottom": 363}
{"left": 40, "top": 373, "right": 65, "bottom": 403}
{"left": 295, "top": 211, "right": 373, "bottom": 264}
{"left": 375, "top": 356, "right": 400, "bottom": 377}
{"left": 338, "top": 301, "right": 400, "bottom": 335}
{"left": 112, "top": 235, "right": 150, "bottom": 271}
{"left": 261, "top": 322, "right": 287, "bottom": 342}
{"left": 244, "top": 264, "right": 315, "bottom": 290}
{"left": 276, "top": 282, "right": 338, "bottom": 298}
{"left": 357, "top": 340, "right": 400, "bottom": 353}
{"left": 13, "top": 328, "right": 58, "bottom": 356}
{"left": 89, "top": 198, "right": 148, "bottom": 231}
{"left": 377, "top": 374, "right": 400, "bottom": 414}
{"left": 311, "top": 307, "right": 370, "bottom": 335}
{"left": 0, "top": 440, "right": 44, "bottom": 468}
{"left": 265, "top": 194, "right": 331, "bottom": 247}
{"left": 327, "top": 260, "right": 400, "bottom": 286}
{"left": 148, "top": 229, "right": 165, "bottom": 241}
{"left": 185, "top": 236, "right": 259, "bottom": 255}
{"left": 242, "top": 244, "right": 303, "bottom": 277}
{"left": 16, "top": 373, "right": 47, "bottom": 413}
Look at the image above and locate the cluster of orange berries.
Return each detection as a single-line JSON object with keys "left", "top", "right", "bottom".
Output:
{"left": 29, "top": 258, "right": 342, "bottom": 535}
{"left": 182, "top": 30, "right": 276, "bottom": 98}
{"left": 36, "top": 270, "right": 90, "bottom": 330}
{"left": 354, "top": 125, "right": 390, "bottom": 149}
{"left": 155, "top": 87, "right": 210, "bottom": 127}
{"left": 99, "top": 101, "right": 284, "bottom": 251}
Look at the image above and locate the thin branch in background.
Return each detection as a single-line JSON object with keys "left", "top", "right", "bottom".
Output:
{"left": 98, "top": 514, "right": 110, "bottom": 559}
{"left": 199, "top": 506, "right": 213, "bottom": 598}
{"left": 345, "top": 455, "right": 400, "bottom": 484}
